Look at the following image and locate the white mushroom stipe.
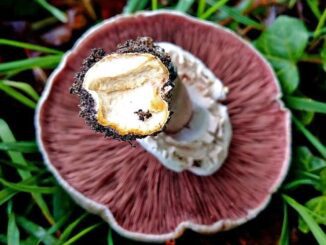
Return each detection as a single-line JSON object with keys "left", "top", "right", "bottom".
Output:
{"left": 138, "top": 43, "right": 232, "bottom": 176}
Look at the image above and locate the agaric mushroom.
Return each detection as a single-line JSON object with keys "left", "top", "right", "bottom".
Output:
{"left": 36, "top": 11, "right": 291, "bottom": 242}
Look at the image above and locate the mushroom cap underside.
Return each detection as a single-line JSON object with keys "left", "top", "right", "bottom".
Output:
{"left": 36, "top": 11, "right": 291, "bottom": 242}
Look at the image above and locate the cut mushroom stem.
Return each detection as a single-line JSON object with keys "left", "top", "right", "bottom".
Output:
{"left": 164, "top": 77, "right": 192, "bottom": 134}
{"left": 71, "top": 37, "right": 193, "bottom": 140}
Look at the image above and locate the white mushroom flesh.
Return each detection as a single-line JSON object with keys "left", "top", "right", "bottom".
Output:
{"left": 83, "top": 53, "right": 170, "bottom": 136}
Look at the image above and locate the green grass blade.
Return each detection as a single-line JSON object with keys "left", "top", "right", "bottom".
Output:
{"left": 236, "top": 0, "right": 254, "bottom": 11}
{"left": 0, "top": 55, "right": 62, "bottom": 73}
{"left": 0, "top": 38, "right": 62, "bottom": 54}
{"left": 20, "top": 236, "right": 39, "bottom": 245}
{"left": 285, "top": 96, "right": 326, "bottom": 114}
{"left": 1, "top": 175, "right": 38, "bottom": 187}
{"left": 123, "top": 0, "right": 149, "bottom": 13}
{"left": 292, "top": 116, "right": 326, "bottom": 158}
{"left": 151, "top": 0, "right": 158, "bottom": 10}
{"left": 107, "top": 228, "right": 114, "bottom": 245}
{"left": 0, "top": 159, "right": 40, "bottom": 172}
{"left": 283, "top": 195, "right": 326, "bottom": 245}
{"left": 16, "top": 216, "right": 58, "bottom": 245}
{"left": 0, "top": 119, "right": 33, "bottom": 178}
{"left": 307, "top": 0, "right": 321, "bottom": 19}
{"left": 0, "top": 141, "right": 38, "bottom": 153}
{"left": 0, "top": 119, "right": 55, "bottom": 225}
{"left": 283, "top": 179, "right": 318, "bottom": 190}
{"left": 0, "top": 176, "right": 40, "bottom": 205}
{"left": 53, "top": 188, "right": 73, "bottom": 221}
{"left": 278, "top": 202, "right": 289, "bottom": 245}
{"left": 0, "top": 188, "right": 17, "bottom": 206}
{"left": 34, "top": 0, "right": 67, "bottom": 23}
{"left": 197, "top": 0, "right": 206, "bottom": 17}
{"left": 319, "top": 27, "right": 326, "bottom": 36}
{"left": 0, "top": 178, "right": 57, "bottom": 194}
{"left": 220, "top": 6, "right": 264, "bottom": 30}
{"left": 47, "top": 215, "right": 70, "bottom": 235}
{"left": 58, "top": 214, "right": 88, "bottom": 243}
{"left": 175, "top": 0, "right": 195, "bottom": 12}
{"left": 7, "top": 202, "right": 20, "bottom": 245}
{"left": 3, "top": 68, "right": 26, "bottom": 80}
{"left": 32, "top": 16, "right": 58, "bottom": 31}
{"left": 2, "top": 80, "right": 40, "bottom": 101}
{"left": 0, "top": 234, "right": 7, "bottom": 244}
{"left": 34, "top": 197, "right": 55, "bottom": 225}
{"left": 314, "top": 9, "right": 326, "bottom": 38}
{"left": 62, "top": 223, "right": 101, "bottom": 245}
{"left": 287, "top": 0, "right": 296, "bottom": 8}
{"left": 297, "top": 170, "right": 320, "bottom": 181}
{"left": 0, "top": 83, "right": 37, "bottom": 109}
{"left": 200, "top": 0, "right": 229, "bottom": 19}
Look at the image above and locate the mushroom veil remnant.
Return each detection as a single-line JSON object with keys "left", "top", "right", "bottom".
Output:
{"left": 36, "top": 11, "right": 291, "bottom": 243}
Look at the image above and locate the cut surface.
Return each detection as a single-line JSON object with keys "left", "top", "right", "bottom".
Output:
{"left": 82, "top": 53, "right": 170, "bottom": 136}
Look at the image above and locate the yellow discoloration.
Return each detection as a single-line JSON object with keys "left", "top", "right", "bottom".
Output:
{"left": 150, "top": 93, "right": 167, "bottom": 112}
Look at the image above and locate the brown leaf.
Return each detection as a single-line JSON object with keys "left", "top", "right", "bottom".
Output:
{"left": 96, "top": 0, "right": 126, "bottom": 19}
{"left": 41, "top": 25, "right": 72, "bottom": 46}
{"left": 67, "top": 7, "right": 88, "bottom": 30}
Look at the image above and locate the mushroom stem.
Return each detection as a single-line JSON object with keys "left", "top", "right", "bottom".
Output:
{"left": 164, "top": 77, "right": 192, "bottom": 134}
{"left": 72, "top": 37, "right": 194, "bottom": 140}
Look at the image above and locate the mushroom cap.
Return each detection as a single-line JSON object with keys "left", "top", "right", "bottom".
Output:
{"left": 36, "top": 11, "right": 291, "bottom": 242}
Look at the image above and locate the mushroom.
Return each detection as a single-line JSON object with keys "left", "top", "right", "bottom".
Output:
{"left": 36, "top": 11, "right": 291, "bottom": 242}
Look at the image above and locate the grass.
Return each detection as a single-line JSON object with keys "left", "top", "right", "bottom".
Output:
{"left": 199, "top": 0, "right": 229, "bottom": 19}
{"left": 0, "top": 55, "right": 62, "bottom": 73}
{"left": 0, "top": 39, "right": 63, "bottom": 54}
{"left": 33, "top": 0, "right": 67, "bottom": 23}
{"left": 279, "top": 203, "right": 289, "bottom": 245}
{"left": 292, "top": 116, "right": 326, "bottom": 159}
{"left": 285, "top": 96, "right": 326, "bottom": 114}
{"left": 0, "top": 80, "right": 40, "bottom": 109}
{"left": 283, "top": 195, "right": 326, "bottom": 244}
{"left": 0, "top": 0, "right": 325, "bottom": 244}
